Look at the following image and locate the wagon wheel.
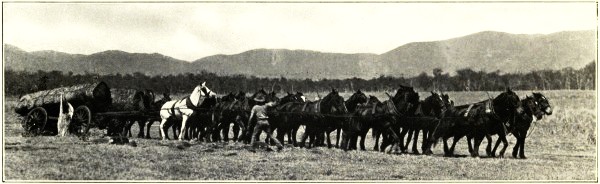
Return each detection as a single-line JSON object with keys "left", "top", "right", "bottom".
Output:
{"left": 70, "top": 106, "right": 92, "bottom": 138}
{"left": 22, "top": 107, "right": 48, "bottom": 136}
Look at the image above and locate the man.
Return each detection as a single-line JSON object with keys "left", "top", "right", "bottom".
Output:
{"left": 248, "top": 97, "right": 283, "bottom": 152}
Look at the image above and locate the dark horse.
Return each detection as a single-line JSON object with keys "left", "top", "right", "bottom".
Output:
{"left": 331, "top": 90, "right": 369, "bottom": 150}
{"left": 341, "top": 95, "right": 403, "bottom": 152}
{"left": 489, "top": 92, "right": 552, "bottom": 158}
{"left": 373, "top": 86, "right": 420, "bottom": 152}
{"left": 431, "top": 88, "right": 522, "bottom": 157}
{"left": 182, "top": 95, "right": 218, "bottom": 141}
{"left": 137, "top": 92, "right": 172, "bottom": 139}
{"left": 213, "top": 91, "right": 251, "bottom": 142}
{"left": 270, "top": 92, "right": 306, "bottom": 146}
{"left": 299, "top": 88, "right": 348, "bottom": 149}
{"left": 401, "top": 91, "right": 447, "bottom": 154}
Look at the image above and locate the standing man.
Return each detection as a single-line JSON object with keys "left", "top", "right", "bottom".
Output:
{"left": 248, "top": 96, "right": 283, "bottom": 152}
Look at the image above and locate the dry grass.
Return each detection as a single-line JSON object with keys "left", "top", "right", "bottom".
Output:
{"left": 3, "top": 90, "right": 597, "bottom": 180}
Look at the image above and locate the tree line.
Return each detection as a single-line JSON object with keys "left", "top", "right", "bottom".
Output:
{"left": 4, "top": 61, "right": 595, "bottom": 96}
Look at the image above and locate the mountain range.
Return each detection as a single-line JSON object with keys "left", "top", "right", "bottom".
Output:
{"left": 4, "top": 30, "right": 596, "bottom": 79}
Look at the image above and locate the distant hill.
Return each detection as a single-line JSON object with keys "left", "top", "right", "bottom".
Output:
{"left": 377, "top": 30, "right": 597, "bottom": 76}
{"left": 4, "top": 45, "right": 191, "bottom": 76}
{"left": 191, "top": 49, "right": 380, "bottom": 79}
{"left": 4, "top": 30, "right": 596, "bottom": 79}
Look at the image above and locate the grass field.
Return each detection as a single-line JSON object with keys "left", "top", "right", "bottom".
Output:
{"left": 3, "top": 90, "right": 597, "bottom": 180}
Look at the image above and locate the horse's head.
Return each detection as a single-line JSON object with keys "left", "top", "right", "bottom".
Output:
{"left": 267, "top": 91, "right": 280, "bottom": 104}
{"left": 523, "top": 95, "right": 545, "bottom": 120}
{"left": 198, "top": 82, "right": 217, "bottom": 98}
{"left": 144, "top": 89, "right": 155, "bottom": 107}
{"left": 494, "top": 87, "right": 522, "bottom": 115}
{"left": 321, "top": 88, "right": 348, "bottom": 114}
{"left": 393, "top": 85, "right": 420, "bottom": 113}
{"left": 441, "top": 93, "right": 454, "bottom": 113}
{"left": 345, "top": 89, "right": 368, "bottom": 112}
{"left": 222, "top": 92, "right": 236, "bottom": 102}
{"left": 424, "top": 91, "right": 446, "bottom": 117}
{"left": 236, "top": 91, "right": 247, "bottom": 101}
{"left": 162, "top": 92, "right": 171, "bottom": 101}
{"left": 190, "top": 82, "right": 217, "bottom": 107}
{"left": 367, "top": 95, "right": 381, "bottom": 105}
{"left": 296, "top": 92, "right": 306, "bottom": 102}
{"left": 532, "top": 92, "right": 552, "bottom": 115}
{"left": 281, "top": 92, "right": 304, "bottom": 104}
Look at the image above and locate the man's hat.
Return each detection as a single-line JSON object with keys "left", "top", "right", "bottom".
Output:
{"left": 254, "top": 95, "right": 266, "bottom": 102}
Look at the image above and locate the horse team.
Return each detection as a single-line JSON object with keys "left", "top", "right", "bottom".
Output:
{"left": 130, "top": 82, "right": 552, "bottom": 158}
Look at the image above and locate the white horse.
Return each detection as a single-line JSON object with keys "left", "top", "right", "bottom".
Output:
{"left": 159, "top": 82, "right": 216, "bottom": 141}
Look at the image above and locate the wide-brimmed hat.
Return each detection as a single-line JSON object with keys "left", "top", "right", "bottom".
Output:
{"left": 254, "top": 96, "right": 266, "bottom": 102}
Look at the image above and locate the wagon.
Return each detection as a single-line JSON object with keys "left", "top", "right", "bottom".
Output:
{"left": 15, "top": 82, "right": 112, "bottom": 136}
{"left": 15, "top": 82, "right": 159, "bottom": 137}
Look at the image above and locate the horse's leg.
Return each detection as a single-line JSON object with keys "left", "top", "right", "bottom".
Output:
{"left": 411, "top": 129, "right": 420, "bottom": 154}
{"left": 300, "top": 128, "right": 309, "bottom": 148}
{"left": 485, "top": 134, "right": 494, "bottom": 157}
{"left": 326, "top": 130, "right": 333, "bottom": 149}
{"left": 292, "top": 125, "right": 299, "bottom": 147}
{"left": 222, "top": 121, "right": 231, "bottom": 142}
{"left": 159, "top": 118, "right": 169, "bottom": 140}
{"left": 233, "top": 120, "right": 240, "bottom": 142}
{"left": 422, "top": 129, "right": 433, "bottom": 155}
{"left": 359, "top": 130, "right": 367, "bottom": 151}
{"left": 518, "top": 132, "right": 527, "bottom": 159}
{"left": 449, "top": 135, "right": 462, "bottom": 155}
{"left": 178, "top": 116, "right": 189, "bottom": 141}
{"left": 308, "top": 131, "right": 316, "bottom": 149}
{"left": 373, "top": 129, "right": 380, "bottom": 151}
{"left": 466, "top": 135, "right": 474, "bottom": 155}
{"left": 340, "top": 130, "right": 349, "bottom": 151}
{"left": 492, "top": 135, "right": 502, "bottom": 157}
{"left": 145, "top": 120, "right": 154, "bottom": 139}
{"left": 335, "top": 127, "right": 341, "bottom": 148}
{"left": 498, "top": 133, "right": 509, "bottom": 158}
{"left": 443, "top": 136, "right": 451, "bottom": 156}
{"left": 137, "top": 120, "right": 145, "bottom": 138}
{"left": 234, "top": 117, "right": 245, "bottom": 143}
{"left": 405, "top": 129, "right": 414, "bottom": 152}
{"left": 399, "top": 128, "right": 409, "bottom": 153}
{"left": 286, "top": 129, "right": 293, "bottom": 145}
{"left": 349, "top": 135, "right": 358, "bottom": 150}
{"left": 276, "top": 128, "right": 286, "bottom": 146}
{"left": 471, "top": 135, "right": 483, "bottom": 157}
{"left": 379, "top": 132, "right": 388, "bottom": 152}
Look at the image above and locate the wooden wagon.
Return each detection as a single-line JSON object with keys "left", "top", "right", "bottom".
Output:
{"left": 15, "top": 82, "right": 112, "bottom": 136}
{"left": 15, "top": 82, "right": 159, "bottom": 138}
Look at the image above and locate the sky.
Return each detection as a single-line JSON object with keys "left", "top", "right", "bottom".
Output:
{"left": 3, "top": 2, "right": 597, "bottom": 61}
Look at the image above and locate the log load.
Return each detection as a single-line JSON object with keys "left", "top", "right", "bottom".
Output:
{"left": 108, "top": 89, "right": 149, "bottom": 112}
{"left": 15, "top": 82, "right": 111, "bottom": 116}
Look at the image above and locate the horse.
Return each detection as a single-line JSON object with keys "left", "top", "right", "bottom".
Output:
{"left": 110, "top": 89, "right": 153, "bottom": 138}
{"left": 430, "top": 88, "right": 522, "bottom": 157}
{"left": 299, "top": 88, "right": 348, "bottom": 149}
{"left": 342, "top": 95, "right": 402, "bottom": 152}
{"left": 338, "top": 90, "right": 369, "bottom": 150}
{"left": 271, "top": 92, "right": 306, "bottom": 146}
{"left": 401, "top": 91, "right": 447, "bottom": 154}
{"left": 489, "top": 92, "right": 552, "bottom": 158}
{"left": 214, "top": 91, "right": 252, "bottom": 142}
{"left": 158, "top": 82, "right": 217, "bottom": 141}
{"left": 135, "top": 92, "right": 171, "bottom": 139}
{"left": 373, "top": 85, "right": 420, "bottom": 152}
